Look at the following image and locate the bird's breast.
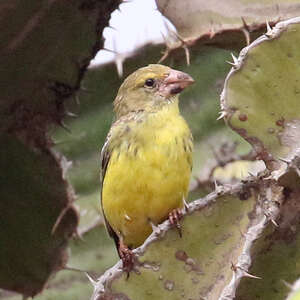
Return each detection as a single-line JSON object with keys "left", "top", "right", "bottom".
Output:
{"left": 102, "top": 104, "right": 193, "bottom": 247}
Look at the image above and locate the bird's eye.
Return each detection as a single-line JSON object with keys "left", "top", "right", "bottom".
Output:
{"left": 145, "top": 78, "right": 155, "bottom": 87}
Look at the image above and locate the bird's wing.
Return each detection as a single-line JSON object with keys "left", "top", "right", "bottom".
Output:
{"left": 100, "top": 130, "right": 120, "bottom": 247}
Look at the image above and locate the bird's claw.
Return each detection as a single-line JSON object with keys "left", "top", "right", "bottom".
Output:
{"left": 118, "top": 243, "right": 135, "bottom": 278}
{"left": 168, "top": 208, "right": 183, "bottom": 237}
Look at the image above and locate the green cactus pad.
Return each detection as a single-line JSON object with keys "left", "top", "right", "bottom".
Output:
{"left": 0, "top": 135, "right": 78, "bottom": 297}
{"left": 156, "top": 0, "right": 300, "bottom": 50}
{"left": 92, "top": 188, "right": 262, "bottom": 300}
{"left": 221, "top": 17, "right": 300, "bottom": 170}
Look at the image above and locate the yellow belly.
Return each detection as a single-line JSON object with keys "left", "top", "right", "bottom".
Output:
{"left": 102, "top": 145, "right": 191, "bottom": 248}
{"left": 102, "top": 103, "right": 192, "bottom": 248}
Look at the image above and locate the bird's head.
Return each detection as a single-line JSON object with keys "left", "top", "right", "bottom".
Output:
{"left": 113, "top": 64, "right": 194, "bottom": 118}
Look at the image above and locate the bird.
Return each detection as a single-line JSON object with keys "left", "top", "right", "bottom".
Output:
{"left": 100, "top": 64, "right": 194, "bottom": 272}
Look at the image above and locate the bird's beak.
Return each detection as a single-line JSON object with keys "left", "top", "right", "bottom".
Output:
{"left": 159, "top": 69, "right": 195, "bottom": 97}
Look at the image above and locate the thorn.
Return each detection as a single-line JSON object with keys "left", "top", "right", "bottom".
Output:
{"left": 226, "top": 60, "right": 236, "bottom": 67}
{"left": 231, "top": 262, "right": 238, "bottom": 272}
{"left": 85, "top": 272, "right": 97, "bottom": 287}
{"left": 74, "top": 228, "right": 85, "bottom": 241}
{"left": 107, "top": 25, "right": 117, "bottom": 31}
{"left": 115, "top": 56, "right": 124, "bottom": 77}
{"left": 270, "top": 218, "right": 279, "bottom": 227}
{"left": 214, "top": 180, "right": 224, "bottom": 195}
{"left": 281, "top": 279, "right": 293, "bottom": 290}
{"left": 158, "top": 49, "right": 170, "bottom": 64}
{"left": 278, "top": 157, "right": 290, "bottom": 164}
{"left": 183, "top": 198, "right": 190, "bottom": 213}
{"left": 79, "top": 86, "right": 93, "bottom": 94}
{"left": 51, "top": 205, "right": 71, "bottom": 235}
{"left": 231, "top": 53, "right": 238, "bottom": 65}
{"left": 239, "top": 227, "right": 246, "bottom": 238}
{"left": 149, "top": 220, "right": 161, "bottom": 235}
{"left": 241, "top": 28, "right": 250, "bottom": 45}
{"left": 214, "top": 179, "right": 219, "bottom": 190}
{"left": 243, "top": 270, "right": 262, "bottom": 280}
{"left": 241, "top": 17, "right": 250, "bottom": 32}
{"left": 183, "top": 45, "right": 190, "bottom": 66}
{"left": 233, "top": 264, "right": 262, "bottom": 279}
{"left": 217, "top": 111, "right": 227, "bottom": 120}
{"left": 57, "top": 120, "right": 71, "bottom": 133}
{"left": 102, "top": 47, "right": 118, "bottom": 54}
{"left": 160, "top": 31, "right": 168, "bottom": 47}
{"left": 208, "top": 21, "right": 216, "bottom": 39}
{"left": 64, "top": 266, "right": 87, "bottom": 273}
{"left": 173, "top": 31, "right": 185, "bottom": 43}
{"left": 265, "top": 21, "right": 272, "bottom": 37}
{"left": 66, "top": 111, "right": 78, "bottom": 118}
{"left": 73, "top": 94, "right": 80, "bottom": 105}
{"left": 266, "top": 20, "right": 272, "bottom": 32}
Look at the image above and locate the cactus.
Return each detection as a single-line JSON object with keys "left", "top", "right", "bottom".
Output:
{"left": 0, "top": 0, "right": 120, "bottom": 298}
{"left": 156, "top": 0, "right": 300, "bottom": 62}
{"left": 89, "top": 17, "right": 300, "bottom": 300}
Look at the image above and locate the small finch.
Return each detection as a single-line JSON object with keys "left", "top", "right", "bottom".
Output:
{"left": 100, "top": 64, "right": 194, "bottom": 272}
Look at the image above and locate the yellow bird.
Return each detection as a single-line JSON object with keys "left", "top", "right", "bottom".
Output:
{"left": 100, "top": 64, "right": 194, "bottom": 270}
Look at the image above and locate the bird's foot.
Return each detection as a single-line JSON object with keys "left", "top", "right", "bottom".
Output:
{"left": 118, "top": 242, "right": 135, "bottom": 278}
{"left": 168, "top": 208, "right": 183, "bottom": 237}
